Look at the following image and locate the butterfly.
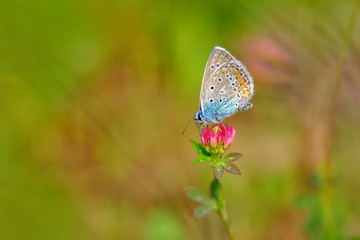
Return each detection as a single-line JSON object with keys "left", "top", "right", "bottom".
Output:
{"left": 193, "top": 46, "right": 254, "bottom": 126}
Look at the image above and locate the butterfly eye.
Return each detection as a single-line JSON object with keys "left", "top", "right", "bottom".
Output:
{"left": 233, "top": 88, "right": 237, "bottom": 92}
{"left": 216, "top": 63, "right": 220, "bottom": 67}
{"left": 211, "top": 64, "right": 214, "bottom": 69}
{"left": 219, "top": 99, "right": 223, "bottom": 103}
{"left": 235, "top": 103, "right": 239, "bottom": 107}
{"left": 226, "top": 74, "right": 229, "bottom": 78}
{"left": 231, "top": 83, "right": 235, "bottom": 86}
{"left": 209, "top": 99, "right": 214, "bottom": 103}
{"left": 218, "top": 78, "right": 222, "bottom": 82}
{"left": 210, "top": 85, "right": 215, "bottom": 90}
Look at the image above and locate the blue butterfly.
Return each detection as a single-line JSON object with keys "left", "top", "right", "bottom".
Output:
{"left": 194, "top": 46, "right": 254, "bottom": 125}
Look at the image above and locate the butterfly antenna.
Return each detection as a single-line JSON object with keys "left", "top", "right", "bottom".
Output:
{"left": 181, "top": 116, "right": 193, "bottom": 136}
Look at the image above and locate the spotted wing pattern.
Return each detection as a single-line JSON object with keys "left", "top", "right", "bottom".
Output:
{"left": 199, "top": 46, "right": 254, "bottom": 123}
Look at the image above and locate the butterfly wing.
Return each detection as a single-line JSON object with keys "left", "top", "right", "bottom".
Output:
{"left": 200, "top": 47, "right": 236, "bottom": 111}
{"left": 200, "top": 47, "right": 254, "bottom": 123}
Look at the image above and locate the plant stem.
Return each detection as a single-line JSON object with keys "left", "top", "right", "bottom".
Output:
{"left": 321, "top": 5, "right": 357, "bottom": 239}
{"left": 219, "top": 209, "right": 234, "bottom": 240}
{"left": 211, "top": 179, "right": 234, "bottom": 240}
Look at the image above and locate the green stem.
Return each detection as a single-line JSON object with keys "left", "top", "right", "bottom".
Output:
{"left": 211, "top": 178, "right": 234, "bottom": 240}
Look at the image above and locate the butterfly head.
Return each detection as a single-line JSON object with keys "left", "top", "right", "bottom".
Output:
{"left": 193, "top": 110, "right": 205, "bottom": 125}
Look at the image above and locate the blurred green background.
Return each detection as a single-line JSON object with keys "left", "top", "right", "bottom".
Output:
{"left": 1, "top": 0, "right": 360, "bottom": 239}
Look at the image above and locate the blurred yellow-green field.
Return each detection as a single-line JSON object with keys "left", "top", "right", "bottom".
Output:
{"left": 1, "top": 0, "right": 360, "bottom": 239}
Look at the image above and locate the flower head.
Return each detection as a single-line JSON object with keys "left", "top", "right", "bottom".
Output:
{"left": 201, "top": 124, "right": 236, "bottom": 154}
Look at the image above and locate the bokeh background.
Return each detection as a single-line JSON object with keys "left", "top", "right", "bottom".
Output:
{"left": 1, "top": 0, "right": 360, "bottom": 239}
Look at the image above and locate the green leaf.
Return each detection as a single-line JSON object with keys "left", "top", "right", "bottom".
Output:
{"left": 223, "top": 163, "right": 241, "bottom": 175}
{"left": 191, "top": 155, "right": 211, "bottom": 164}
{"left": 194, "top": 204, "right": 215, "bottom": 218}
{"left": 224, "top": 152, "right": 243, "bottom": 162}
{"left": 185, "top": 187, "right": 212, "bottom": 205}
{"left": 190, "top": 140, "right": 211, "bottom": 157}
{"left": 213, "top": 164, "right": 224, "bottom": 180}
{"left": 190, "top": 140, "right": 203, "bottom": 154}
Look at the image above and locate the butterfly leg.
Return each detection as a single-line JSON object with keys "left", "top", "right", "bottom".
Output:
{"left": 238, "top": 102, "right": 253, "bottom": 112}
{"left": 195, "top": 121, "right": 206, "bottom": 138}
